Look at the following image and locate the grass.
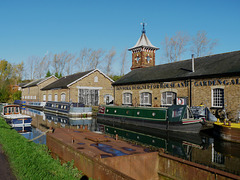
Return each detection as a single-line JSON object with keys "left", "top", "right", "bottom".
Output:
{"left": 0, "top": 118, "right": 85, "bottom": 180}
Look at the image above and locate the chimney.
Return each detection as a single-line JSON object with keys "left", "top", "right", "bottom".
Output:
{"left": 192, "top": 54, "right": 195, "bottom": 72}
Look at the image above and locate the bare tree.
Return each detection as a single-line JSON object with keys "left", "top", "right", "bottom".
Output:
{"left": 26, "top": 56, "right": 38, "bottom": 80}
{"left": 90, "top": 49, "right": 105, "bottom": 69}
{"left": 75, "top": 48, "right": 93, "bottom": 72}
{"left": 163, "top": 32, "right": 189, "bottom": 62}
{"left": 120, "top": 48, "right": 127, "bottom": 76}
{"left": 104, "top": 47, "right": 116, "bottom": 76}
{"left": 191, "top": 30, "right": 218, "bottom": 57}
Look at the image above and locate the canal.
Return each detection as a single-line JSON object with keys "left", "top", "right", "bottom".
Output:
{"left": 19, "top": 107, "right": 240, "bottom": 176}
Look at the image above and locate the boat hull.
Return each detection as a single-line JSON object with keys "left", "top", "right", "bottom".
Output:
{"left": 97, "top": 114, "right": 202, "bottom": 133}
{"left": 213, "top": 122, "right": 240, "bottom": 143}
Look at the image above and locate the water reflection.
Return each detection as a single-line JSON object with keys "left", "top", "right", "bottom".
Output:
{"left": 17, "top": 107, "right": 240, "bottom": 176}
{"left": 97, "top": 120, "right": 240, "bottom": 176}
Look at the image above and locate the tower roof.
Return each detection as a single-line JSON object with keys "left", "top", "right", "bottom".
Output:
{"left": 128, "top": 32, "right": 159, "bottom": 51}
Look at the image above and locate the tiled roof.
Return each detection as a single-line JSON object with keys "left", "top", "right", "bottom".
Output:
{"left": 41, "top": 70, "right": 94, "bottom": 90}
{"left": 23, "top": 78, "right": 45, "bottom": 88}
{"left": 113, "top": 50, "right": 240, "bottom": 85}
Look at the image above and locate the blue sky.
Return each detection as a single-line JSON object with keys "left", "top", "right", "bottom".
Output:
{"left": 0, "top": 0, "right": 239, "bottom": 75}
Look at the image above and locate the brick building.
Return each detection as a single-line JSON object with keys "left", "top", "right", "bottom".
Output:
{"left": 41, "top": 69, "right": 114, "bottom": 106}
{"left": 21, "top": 75, "right": 58, "bottom": 102}
{"left": 113, "top": 27, "right": 240, "bottom": 120}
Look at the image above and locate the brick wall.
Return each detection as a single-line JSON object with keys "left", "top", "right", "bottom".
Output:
{"left": 114, "top": 75, "right": 240, "bottom": 120}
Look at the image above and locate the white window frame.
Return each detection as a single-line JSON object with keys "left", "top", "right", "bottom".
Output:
{"left": 212, "top": 88, "right": 224, "bottom": 108}
{"left": 140, "top": 92, "right": 152, "bottom": 106}
{"left": 161, "top": 91, "right": 177, "bottom": 106}
{"left": 48, "top": 94, "right": 52, "bottom": 101}
{"left": 54, "top": 94, "right": 58, "bottom": 101}
{"left": 94, "top": 76, "right": 98, "bottom": 82}
{"left": 43, "top": 94, "right": 46, "bottom": 102}
{"left": 61, "top": 93, "right": 66, "bottom": 102}
{"left": 122, "top": 93, "right": 132, "bottom": 105}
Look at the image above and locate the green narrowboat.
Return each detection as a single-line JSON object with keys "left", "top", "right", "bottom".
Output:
{"left": 97, "top": 105, "right": 203, "bottom": 133}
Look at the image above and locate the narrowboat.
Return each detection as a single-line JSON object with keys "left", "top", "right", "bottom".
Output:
{"left": 0, "top": 104, "right": 32, "bottom": 127}
{"left": 44, "top": 101, "right": 92, "bottom": 117}
{"left": 97, "top": 105, "right": 203, "bottom": 133}
{"left": 213, "top": 121, "right": 240, "bottom": 143}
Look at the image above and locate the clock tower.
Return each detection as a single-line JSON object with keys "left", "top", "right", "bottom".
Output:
{"left": 129, "top": 23, "right": 159, "bottom": 70}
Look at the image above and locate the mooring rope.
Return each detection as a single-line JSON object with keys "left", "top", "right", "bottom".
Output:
{"left": 28, "top": 129, "right": 51, "bottom": 142}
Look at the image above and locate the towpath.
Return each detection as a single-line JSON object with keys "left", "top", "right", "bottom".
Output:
{"left": 0, "top": 144, "right": 16, "bottom": 180}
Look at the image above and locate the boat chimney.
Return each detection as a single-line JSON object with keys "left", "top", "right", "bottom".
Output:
{"left": 192, "top": 54, "right": 195, "bottom": 72}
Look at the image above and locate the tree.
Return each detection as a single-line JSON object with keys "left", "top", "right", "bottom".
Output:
{"left": 104, "top": 47, "right": 116, "bottom": 76}
{"left": 120, "top": 48, "right": 128, "bottom": 76}
{"left": 54, "top": 72, "right": 62, "bottom": 79}
{"left": 163, "top": 32, "right": 189, "bottom": 62}
{"left": 46, "top": 70, "right": 52, "bottom": 77}
{"left": 75, "top": 48, "right": 92, "bottom": 72}
{"left": 191, "top": 30, "right": 218, "bottom": 57}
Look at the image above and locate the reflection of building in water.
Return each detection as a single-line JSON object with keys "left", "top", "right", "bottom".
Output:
{"left": 190, "top": 142, "right": 240, "bottom": 175}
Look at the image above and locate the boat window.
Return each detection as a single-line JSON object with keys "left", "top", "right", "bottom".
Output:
{"left": 16, "top": 107, "right": 19, "bottom": 113}
{"left": 4, "top": 108, "right": 8, "bottom": 114}
{"left": 172, "top": 107, "right": 184, "bottom": 118}
{"left": 12, "top": 107, "right": 14, "bottom": 113}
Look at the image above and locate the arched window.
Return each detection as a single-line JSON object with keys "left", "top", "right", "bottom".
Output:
{"left": 123, "top": 93, "right": 132, "bottom": 105}
{"left": 161, "top": 91, "right": 177, "bottom": 106}
{"left": 140, "top": 92, "right": 152, "bottom": 106}
{"left": 55, "top": 94, "right": 58, "bottom": 101}
{"left": 43, "top": 94, "right": 46, "bottom": 102}
{"left": 104, "top": 94, "right": 113, "bottom": 105}
{"left": 94, "top": 76, "right": 98, "bottom": 82}
{"left": 212, "top": 88, "right": 224, "bottom": 107}
{"left": 48, "top": 94, "right": 52, "bottom": 101}
{"left": 61, "top": 93, "right": 66, "bottom": 102}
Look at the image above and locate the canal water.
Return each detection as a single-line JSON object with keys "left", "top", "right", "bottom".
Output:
{"left": 20, "top": 107, "right": 240, "bottom": 176}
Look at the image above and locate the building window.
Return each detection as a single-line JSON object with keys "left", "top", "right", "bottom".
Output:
{"left": 94, "top": 76, "right": 98, "bottom": 82}
{"left": 61, "top": 93, "right": 66, "bottom": 102}
{"left": 123, "top": 93, "right": 132, "bottom": 105}
{"left": 55, "top": 94, "right": 58, "bottom": 101}
{"left": 212, "top": 88, "right": 224, "bottom": 107}
{"left": 137, "top": 56, "right": 140, "bottom": 62}
{"left": 146, "top": 56, "right": 150, "bottom": 63}
{"left": 140, "top": 92, "right": 152, "bottom": 106}
{"left": 104, "top": 94, "right": 113, "bottom": 105}
{"left": 48, "top": 94, "right": 52, "bottom": 101}
{"left": 161, "top": 91, "right": 177, "bottom": 106}
{"left": 43, "top": 94, "right": 46, "bottom": 102}
{"left": 78, "top": 89, "right": 99, "bottom": 106}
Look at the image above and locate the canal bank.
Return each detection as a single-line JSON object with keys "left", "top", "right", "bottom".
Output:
{"left": 0, "top": 118, "right": 86, "bottom": 180}
{"left": 0, "top": 144, "right": 16, "bottom": 180}
{"left": 47, "top": 128, "right": 240, "bottom": 180}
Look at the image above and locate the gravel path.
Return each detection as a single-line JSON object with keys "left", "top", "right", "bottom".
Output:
{"left": 0, "top": 144, "right": 16, "bottom": 180}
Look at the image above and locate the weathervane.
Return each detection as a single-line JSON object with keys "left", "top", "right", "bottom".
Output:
{"left": 140, "top": 19, "right": 147, "bottom": 34}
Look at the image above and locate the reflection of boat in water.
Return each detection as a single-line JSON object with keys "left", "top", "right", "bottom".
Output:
{"left": 44, "top": 101, "right": 92, "bottom": 117}
{"left": 97, "top": 105, "right": 203, "bottom": 133}
{"left": 0, "top": 104, "right": 32, "bottom": 127}
{"left": 44, "top": 112, "right": 92, "bottom": 128}
{"left": 213, "top": 121, "right": 240, "bottom": 143}
{"left": 12, "top": 126, "right": 32, "bottom": 134}
{"left": 99, "top": 124, "right": 209, "bottom": 160}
